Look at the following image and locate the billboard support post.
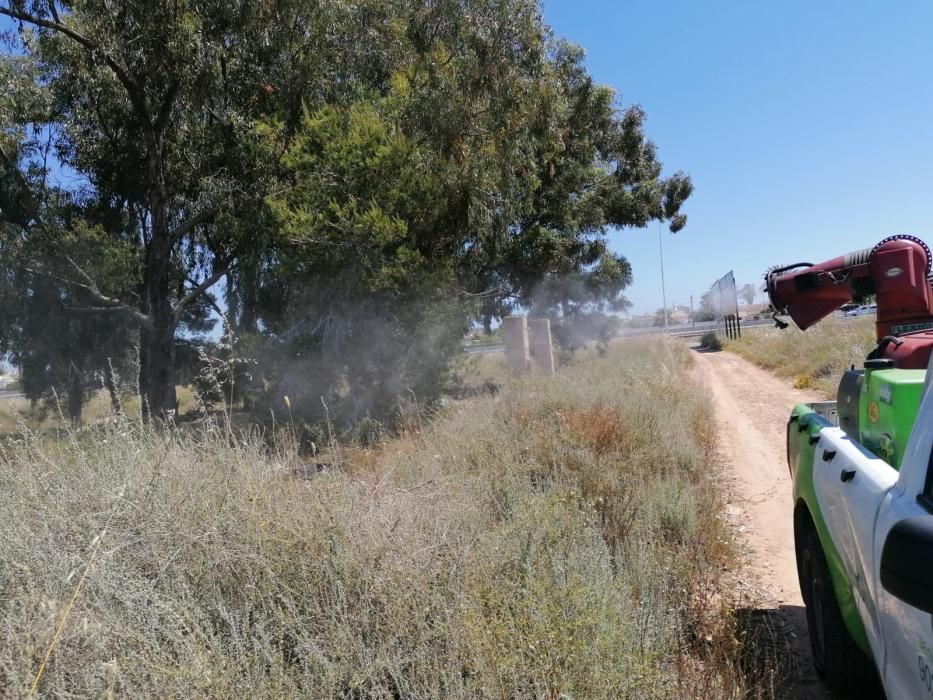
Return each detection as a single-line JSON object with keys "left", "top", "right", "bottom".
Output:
{"left": 708, "top": 271, "right": 739, "bottom": 341}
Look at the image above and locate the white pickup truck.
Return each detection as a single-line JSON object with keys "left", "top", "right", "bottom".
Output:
{"left": 788, "top": 358, "right": 933, "bottom": 698}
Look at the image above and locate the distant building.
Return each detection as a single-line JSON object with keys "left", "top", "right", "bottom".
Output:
{"left": 668, "top": 309, "right": 689, "bottom": 324}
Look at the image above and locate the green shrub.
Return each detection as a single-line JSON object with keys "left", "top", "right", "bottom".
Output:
{"left": 700, "top": 331, "right": 723, "bottom": 351}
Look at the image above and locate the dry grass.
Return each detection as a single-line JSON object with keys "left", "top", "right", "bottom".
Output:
{"left": 0, "top": 387, "right": 198, "bottom": 434}
{"left": 0, "top": 340, "right": 778, "bottom": 698}
{"left": 0, "top": 396, "right": 28, "bottom": 433}
{"left": 727, "top": 317, "right": 876, "bottom": 396}
{"left": 450, "top": 351, "right": 510, "bottom": 393}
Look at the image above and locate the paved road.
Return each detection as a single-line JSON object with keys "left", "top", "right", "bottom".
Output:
{"left": 0, "top": 390, "right": 23, "bottom": 400}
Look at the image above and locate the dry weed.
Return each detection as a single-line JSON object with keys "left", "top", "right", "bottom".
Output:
{"left": 728, "top": 317, "right": 875, "bottom": 397}
{"left": 0, "top": 339, "right": 778, "bottom": 698}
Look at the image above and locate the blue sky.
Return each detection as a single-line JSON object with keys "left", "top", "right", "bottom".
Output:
{"left": 542, "top": 0, "right": 933, "bottom": 314}
{"left": 6, "top": 4, "right": 933, "bottom": 318}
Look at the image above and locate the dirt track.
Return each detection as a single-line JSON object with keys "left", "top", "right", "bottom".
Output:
{"left": 691, "top": 349, "right": 830, "bottom": 698}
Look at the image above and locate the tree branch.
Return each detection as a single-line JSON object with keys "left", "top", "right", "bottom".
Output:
{"left": 173, "top": 261, "right": 235, "bottom": 320}
{"left": 154, "top": 79, "right": 180, "bottom": 136}
{"left": 190, "top": 276, "right": 227, "bottom": 320}
{"left": 0, "top": 5, "right": 148, "bottom": 122}
{"left": 169, "top": 205, "right": 220, "bottom": 244}
{"left": 169, "top": 186, "right": 293, "bottom": 245}
{"left": 60, "top": 304, "right": 154, "bottom": 330}
{"left": 62, "top": 255, "right": 125, "bottom": 304}
{"left": 24, "top": 257, "right": 154, "bottom": 332}
{"left": 0, "top": 5, "right": 93, "bottom": 50}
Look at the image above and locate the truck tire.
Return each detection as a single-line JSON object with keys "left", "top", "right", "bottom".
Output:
{"left": 798, "top": 526, "right": 883, "bottom": 698}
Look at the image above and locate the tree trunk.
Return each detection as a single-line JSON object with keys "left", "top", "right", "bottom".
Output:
{"left": 140, "top": 138, "right": 178, "bottom": 420}
{"left": 229, "top": 264, "right": 259, "bottom": 335}
{"left": 140, "top": 309, "right": 177, "bottom": 419}
{"left": 239, "top": 272, "right": 259, "bottom": 335}
{"left": 140, "top": 229, "right": 178, "bottom": 419}
{"left": 67, "top": 365, "right": 83, "bottom": 426}
{"left": 225, "top": 270, "right": 240, "bottom": 336}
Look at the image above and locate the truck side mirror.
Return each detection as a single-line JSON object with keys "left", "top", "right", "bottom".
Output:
{"left": 880, "top": 516, "right": 933, "bottom": 614}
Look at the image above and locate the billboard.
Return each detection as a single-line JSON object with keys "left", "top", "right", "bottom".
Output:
{"left": 709, "top": 270, "right": 740, "bottom": 339}
{"left": 710, "top": 270, "right": 738, "bottom": 318}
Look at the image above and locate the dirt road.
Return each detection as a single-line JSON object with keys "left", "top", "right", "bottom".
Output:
{"left": 691, "top": 349, "right": 830, "bottom": 698}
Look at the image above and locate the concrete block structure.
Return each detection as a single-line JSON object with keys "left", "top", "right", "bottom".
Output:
{"left": 528, "top": 318, "right": 555, "bottom": 375}
{"left": 503, "top": 315, "right": 530, "bottom": 373}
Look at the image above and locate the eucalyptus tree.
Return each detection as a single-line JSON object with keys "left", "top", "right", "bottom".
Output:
{"left": 268, "top": 0, "right": 693, "bottom": 419}
{"left": 0, "top": 188, "right": 141, "bottom": 422}
{"left": 0, "top": 58, "right": 135, "bottom": 423}
{"left": 0, "top": 0, "right": 397, "bottom": 417}
{"left": 375, "top": 4, "right": 693, "bottom": 329}
{"left": 1, "top": 0, "right": 692, "bottom": 425}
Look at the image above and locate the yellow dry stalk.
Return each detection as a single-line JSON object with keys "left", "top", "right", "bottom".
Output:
{"left": 30, "top": 527, "right": 108, "bottom": 696}
{"left": 30, "top": 487, "right": 124, "bottom": 696}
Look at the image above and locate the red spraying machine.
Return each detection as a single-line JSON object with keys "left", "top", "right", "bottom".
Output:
{"left": 765, "top": 235, "right": 933, "bottom": 370}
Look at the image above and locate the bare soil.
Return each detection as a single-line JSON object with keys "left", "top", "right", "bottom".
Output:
{"left": 691, "top": 348, "right": 833, "bottom": 698}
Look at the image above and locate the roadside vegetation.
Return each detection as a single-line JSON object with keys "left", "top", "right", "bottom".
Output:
{"left": 699, "top": 331, "right": 723, "bottom": 351}
{"left": 0, "top": 0, "right": 692, "bottom": 428}
{"left": 727, "top": 317, "right": 875, "bottom": 396}
{"left": 0, "top": 387, "right": 199, "bottom": 435}
{"left": 0, "top": 340, "right": 783, "bottom": 698}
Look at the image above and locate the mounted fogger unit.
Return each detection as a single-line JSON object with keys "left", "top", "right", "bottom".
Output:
{"left": 766, "top": 235, "right": 933, "bottom": 468}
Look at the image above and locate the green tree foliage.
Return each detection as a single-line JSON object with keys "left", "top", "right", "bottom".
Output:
{"left": 265, "top": 4, "right": 691, "bottom": 422}
{"left": 693, "top": 290, "right": 717, "bottom": 322}
{"left": 0, "top": 212, "right": 139, "bottom": 422}
{"left": 0, "top": 0, "right": 392, "bottom": 417}
{"left": 264, "top": 103, "right": 465, "bottom": 423}
{"left": 0, "top": 79, "right": 139, "bottom": 423}
{"left": 0, "top": 0, "right": 691, "bottom": 426}
{"left": 653, "top": 308, "right": 669, "bottom": 328}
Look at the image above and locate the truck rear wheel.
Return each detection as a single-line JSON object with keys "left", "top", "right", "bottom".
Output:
{"left": 798, "top": 525, "right": 882, "bottom": 698}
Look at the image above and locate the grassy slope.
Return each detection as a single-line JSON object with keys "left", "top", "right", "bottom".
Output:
{"left": 0, "top": 341, "right": 770, "bottom": 698}
{"left": 727, "top": 317, "right": 876, "bottom": 397}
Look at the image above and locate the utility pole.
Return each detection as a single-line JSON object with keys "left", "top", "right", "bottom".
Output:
{"left": 690, "top": 295, "right": 695, "bottom": 328}
{"left": 658, "top": 220, "right": 669, "bottom": 329}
